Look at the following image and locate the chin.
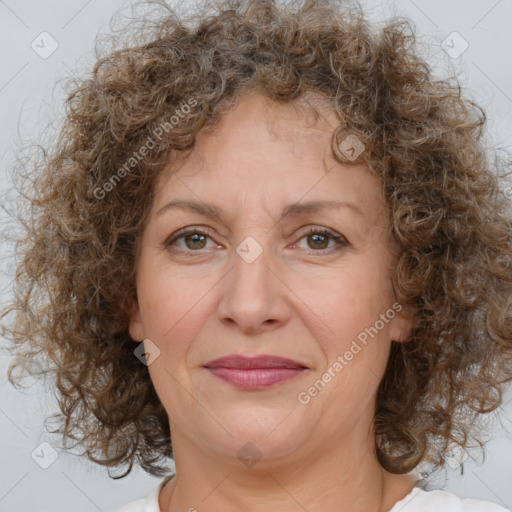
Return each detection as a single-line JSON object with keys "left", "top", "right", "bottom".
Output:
{"left": 201, "top": 409, "right": 314, "bottom": 462}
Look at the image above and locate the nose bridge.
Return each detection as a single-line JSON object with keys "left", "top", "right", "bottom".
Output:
{"left": 217, "top": 233, "right": 290, "bottom": 332}
{"left": 234, "top": 234, "right": 271, "bottom": 290}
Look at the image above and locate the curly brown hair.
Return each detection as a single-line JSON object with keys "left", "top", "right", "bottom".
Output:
{"left": 3, "top": 0, "right": 512, "bottom": 479}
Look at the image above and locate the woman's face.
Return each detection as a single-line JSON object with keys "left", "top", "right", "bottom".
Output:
{"left": 129, "top": 92, "right": 411, "bottom": 466}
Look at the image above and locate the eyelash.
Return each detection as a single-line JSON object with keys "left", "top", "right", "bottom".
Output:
{"left": 163, "top": 226, "right": 349, "bottom": 255}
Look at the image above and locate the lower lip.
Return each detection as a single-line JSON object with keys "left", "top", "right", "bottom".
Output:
{"left": 206, "top": 367, "right": 307, "bottom": 390}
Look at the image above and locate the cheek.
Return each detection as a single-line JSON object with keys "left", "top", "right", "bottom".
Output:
{"left": 139, "top": 270, "right": 211, "bottom": 412}
{"left": 137, "top": 263, "right": 211, "bottom": 348}
{"left": 319, "top": 275, "right": 394, "bottom": 409}
{"left": 292, "top": 261, "right": 393, "bottom": 348}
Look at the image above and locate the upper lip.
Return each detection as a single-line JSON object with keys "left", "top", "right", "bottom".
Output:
{"left": 204, "top": 355, "right": 308, "bottom": 369}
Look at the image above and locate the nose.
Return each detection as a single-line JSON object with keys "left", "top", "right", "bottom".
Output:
{"left": 216, "top": 237, "right": 292, "bottom": 335}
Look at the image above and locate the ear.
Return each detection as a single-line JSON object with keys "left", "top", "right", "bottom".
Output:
{"left": 389, "top": 302, "right": 415, "bottom": 343}
{"left": 128, "top": 297, "right": 145, "bottom": 342}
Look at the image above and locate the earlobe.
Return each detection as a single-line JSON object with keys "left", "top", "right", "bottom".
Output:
{"left": 391, "top": 320, "right": 412, "bottom": 343}
{"left": 128, "top": 298, "right": 144, "bottom": 342}
{"left": 389, "top": 305, "right": 415, "bottom": 343}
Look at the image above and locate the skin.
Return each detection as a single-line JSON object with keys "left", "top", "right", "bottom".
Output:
{"left": 129, "top": 90, "right": 416, "bottom": 512}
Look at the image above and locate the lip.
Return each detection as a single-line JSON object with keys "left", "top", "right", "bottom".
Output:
{"left": 204, "top": 355, "right": 308, "bottom": 369}
{"left": 203, "top": 355, "right": 309, "bottom": 390}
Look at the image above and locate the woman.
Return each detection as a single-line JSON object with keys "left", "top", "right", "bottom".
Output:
{"left": 3, "top": 0, "right": 512, "bottom": 511}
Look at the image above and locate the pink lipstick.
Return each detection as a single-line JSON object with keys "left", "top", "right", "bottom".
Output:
{"left": 204, "top": 355, "right": 308, "bottom": 390}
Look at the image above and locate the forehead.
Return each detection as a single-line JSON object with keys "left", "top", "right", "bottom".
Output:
{"left": 151, "top": 92, "right": 385, "bottom": 226}
{"left": 169, "top": 92, "right": 340, "bottom": 171}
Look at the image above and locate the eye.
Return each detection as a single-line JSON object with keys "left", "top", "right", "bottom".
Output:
{"left": 164, "top": 226, "right": 349, "bottom": 255}
{"left": 293, "top": 227, "right": 349, "bottom": 253}
{"left": 164, "top": 227, "right": 219, "bottom": 252}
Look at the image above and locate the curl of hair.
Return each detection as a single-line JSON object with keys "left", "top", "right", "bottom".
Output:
{"left": 3, "top": 0, "right": 512, "bottom": 478}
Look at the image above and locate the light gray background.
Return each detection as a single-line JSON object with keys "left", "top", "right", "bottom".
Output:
{"left": 1, "top": 1, "right": 511, "bottom": 511}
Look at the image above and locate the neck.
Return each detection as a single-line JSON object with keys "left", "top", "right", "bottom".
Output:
{"left": 159, "top": 425, "right": 417, "bottom": 512}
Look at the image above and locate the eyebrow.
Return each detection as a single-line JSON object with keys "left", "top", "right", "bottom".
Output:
{"left": 156, "top": 199, "right": 363, "bottom": 220}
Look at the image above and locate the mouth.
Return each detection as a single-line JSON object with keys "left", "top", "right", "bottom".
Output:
{"left": 203, "top": 355, "right": 309, "bottom": 390}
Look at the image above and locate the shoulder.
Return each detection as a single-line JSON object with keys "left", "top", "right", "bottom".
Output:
{"left": 390, "top": 487, "right": 511, "bottom": 512}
